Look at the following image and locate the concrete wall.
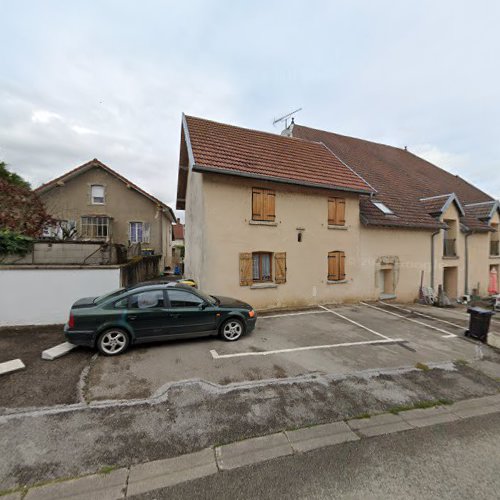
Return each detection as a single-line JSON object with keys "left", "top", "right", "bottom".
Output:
{"left": 193, "top": 173, "right": 433, "bottom": 309}
{"left": 39, "top": 165, "right": 172, "bottom": 269}
{"left": 0, "top": 267, "right": 121, "bottom": 326}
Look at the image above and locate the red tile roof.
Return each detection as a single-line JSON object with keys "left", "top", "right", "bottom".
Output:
{"left": 36, "top": 159, "right": 176, "bottom": 221}
{"left": 172, "top": 223, "right": 184, "bottom": 240}
{"left": 291, "top": 124, "right": 494, "bottom": 231}
{"left": 464, "top": 200, "right": 499, "bottom": 220}
{"left": 184, "top": 116, "right": 373, "bottom": 194}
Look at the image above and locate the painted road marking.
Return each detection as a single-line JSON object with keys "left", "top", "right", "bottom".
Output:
{"left": 259, "top": 310, "right": 328, "bottom": 319}
{"left": 319, "top": 305, "right": 391, "bottom": 340}
{"left": 361, "top": 302, "right": 457, "bottom": 338}
{"left": 0, "top": 358, "right": 25, "bottom": 375}
{"left": 210, "top": 338, "right": 406, "bottom": 359}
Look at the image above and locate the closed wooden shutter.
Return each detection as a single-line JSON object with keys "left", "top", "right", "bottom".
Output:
{"left": 275, "top": 252, "right": 286, "bottom": 284}
{"left": 328, "top": 251, "right": 346, "bottom": 281}
{"left": 239, "top": 253, "right": 253, "bottom": 286}
{"left": 252, "top": 189, "right": 263, "bottom": 220}
{"left": 328, "top": 251, "right": 339, "bottom": 280}
{"left": 336, "top": 199, "right": 346, "bottom": 225}
{"left": 328, "top": 199, "right": 337, "bottom": 225}
{"left": 264, "top": 191, "right": 276, "bottom": 221}
{"left": 252, "top": 188, "right": 275, "bottom": 221}
{"left": 339, "top": 251, "right": 346, "bottom": 279}
{"left": 328, "top": 198, "right": 346, "bottom": 225}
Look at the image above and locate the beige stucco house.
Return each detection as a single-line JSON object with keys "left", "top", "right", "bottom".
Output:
{"left": 37, "top": 159, "right": 176, "bottom": 269}
{"left": 176, "top": 115, "right": 500, "bottom": 310}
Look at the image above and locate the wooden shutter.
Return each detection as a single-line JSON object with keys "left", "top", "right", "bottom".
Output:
{"left": 264, "top": 191, "right": 276, "bottom": 221}
{"left": 339, "top": 251, "right": 346, "bottom": 279}
{"left": 328, "top": 198, "right": 346, "bottom": 225}
{"left": 275, "top": 252, "right": 286, "bottom": 284}
{"left": 239, "top": 253, "right": 252, "bottom": 286}
{"left": 252, "top": 189, "right": 263, "bottom": 220}
{"left": 143, "top": 223, "right": 151, "bottom": 243}
{"left": 328, "top": 199, "right": 337, "bottom": 225}
{"left": 328, "top": 252, "right": 339, "bottom": 280}
{"left": 336, "top": 199, "right": 346, "bottom": 225}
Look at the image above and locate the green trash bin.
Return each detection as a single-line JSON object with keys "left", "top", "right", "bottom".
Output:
{"left": 465, "top": 307, "right": 495, "bottom": 342}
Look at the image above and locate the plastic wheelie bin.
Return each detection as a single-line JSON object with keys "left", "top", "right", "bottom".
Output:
{"left": 465, "top": 307, "right": 495, "bottom": 342}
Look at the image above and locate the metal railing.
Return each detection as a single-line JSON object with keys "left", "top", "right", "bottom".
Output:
{"left": 443, "top": 238, "right": 457, "bottom": 257}
{"left": 491, "top": 240, "right": 500, "bottom": 256}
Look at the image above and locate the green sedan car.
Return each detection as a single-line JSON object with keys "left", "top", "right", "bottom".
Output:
{"left": 64, "top": 282, "right": 257, "bottom": 355}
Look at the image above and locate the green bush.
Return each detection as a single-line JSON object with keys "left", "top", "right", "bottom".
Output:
{"left": 0, "top": 230, "right": 34, "bottom": 258}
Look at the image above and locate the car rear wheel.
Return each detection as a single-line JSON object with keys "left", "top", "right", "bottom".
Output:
{"left": 97, "top": 329, "right": 130, "bottom": 356}
{"left": 220, "top": 318, "right": 244, "bottom": 341}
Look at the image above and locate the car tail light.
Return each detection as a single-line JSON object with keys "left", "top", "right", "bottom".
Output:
{"left": 68, "top": 312, "right": 75, "bottom": 328}
{"left": 248, "top": 310, "right": 255, "bottom": 318}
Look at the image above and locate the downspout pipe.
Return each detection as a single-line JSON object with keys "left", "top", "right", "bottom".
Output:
{"left": 430, "top": 229, "right": 441, "bottom": 291}
{"left": 464, "top": 230, "right": 472, "bottom": 296}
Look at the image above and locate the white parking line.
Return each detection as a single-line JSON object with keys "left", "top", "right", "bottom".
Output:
{"left": 319, "top": 305, "right": 391, "bottom": 340}
{"left": 379, "top": 302, "right": 466, "bottom": 329}
{"left": 361, "top": 302, "right": 457, "bottom": 338}
{"left": 259, "top": 310, "right": 328, "bottom": 319}
{"left": 210, "top": 338, "right": 406, "bottom": 359}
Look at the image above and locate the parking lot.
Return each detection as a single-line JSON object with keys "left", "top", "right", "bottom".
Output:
{"left": 1, "top": 301, "right": 498, "bottom": 407}
{"left": 84, "top": 301, "right": 497, "bottom": 401}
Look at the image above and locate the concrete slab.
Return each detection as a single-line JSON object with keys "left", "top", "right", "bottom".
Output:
{"left": 0, "top": 492, "right": 22, "bottom": 500}
{"left": 24, "top": 468, "right": 128, "bottom": 500}
{"left": 487, "top": 330, "right": 500, "bottom": 349}
{"left": 216, "top": 432, "right": 293, "bottom": 470}
{"left": 42, "top": 341, "right": 77, "bottom": 360}
{"left": 399, "top": 406, "right": 458, "bottom": 428}
{"left": 127, "top": 448, "right": 217, "bottom": 496}
{"left": 0, "top": 359, "right": 25, "bottom": 376}
{"left": 451, "top": 394, "right": 500, "bottom": 418}
{"left": 286, "top": 421, "right": 359, "bottom": 452}
{"left": 347, "top": 413, "right": 413, "bottom": 437}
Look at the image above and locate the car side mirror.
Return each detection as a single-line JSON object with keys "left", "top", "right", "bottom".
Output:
{"left": 199, "top": 302, "right": 208, "bottom": 310}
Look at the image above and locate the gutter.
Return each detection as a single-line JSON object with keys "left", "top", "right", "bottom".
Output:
{"left": 430, "top": 229, "right": 441, "bottom": 290}
{"left": 192, "top": 164, "right": 374, "bottom": 195}
{"left": 464, "top": 229, "right": 472, "bottom": 295}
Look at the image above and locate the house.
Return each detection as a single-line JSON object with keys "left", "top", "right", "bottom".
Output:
{"left": 176, "top": 115, "right": 500, "bottom": 309}
{"left": 171, "top": 219, "right": 185, "bottom": 271}
{"left": 36, "top": 158, "right": 176, "bottom": 269}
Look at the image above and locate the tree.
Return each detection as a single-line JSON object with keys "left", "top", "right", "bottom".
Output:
{"left": 0, "top": 163, "right": 52, "bottom": 238}
{"left": 0, "top": 161, "right": 31, "bottom": 189}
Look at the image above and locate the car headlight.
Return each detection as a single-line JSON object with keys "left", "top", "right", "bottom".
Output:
{"left": 248, "top": 310, "right": 255, "bottom": 318}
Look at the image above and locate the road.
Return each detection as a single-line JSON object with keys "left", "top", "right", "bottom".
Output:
{"left": 136, "top": 412, "right": 500, "bottom": 500}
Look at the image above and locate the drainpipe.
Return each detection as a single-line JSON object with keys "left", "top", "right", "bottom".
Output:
{"left": 430, "top": 229, "right": 441, "bottom": 290}
{"left": 464, "top": 230, "right": 472, "bottom": 296}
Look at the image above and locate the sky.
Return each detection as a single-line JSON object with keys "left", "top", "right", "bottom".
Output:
{"left": 1, "top": 0, "right": 499, "bottom": 217}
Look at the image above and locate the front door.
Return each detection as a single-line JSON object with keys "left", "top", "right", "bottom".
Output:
{"left": 165, "top": 289, "right": 217, "bottom": 336}
{"left": 125, "top": 289, "right": 170, "bottom": 340}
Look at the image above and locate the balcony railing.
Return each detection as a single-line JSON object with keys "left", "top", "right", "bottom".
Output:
{"left": 491, "top": 240, "right": 500, "bottom": 256}
{"left": 443, "top": 238, "right": 457, "bottom": 257}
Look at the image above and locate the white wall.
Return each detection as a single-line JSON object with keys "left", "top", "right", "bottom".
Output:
{"left": 0, "top": 268, "right": 121, "bottom": 326}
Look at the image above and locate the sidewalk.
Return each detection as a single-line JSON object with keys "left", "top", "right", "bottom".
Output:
{"left": 4, "top": 392, "right": 500, "bottom": 499}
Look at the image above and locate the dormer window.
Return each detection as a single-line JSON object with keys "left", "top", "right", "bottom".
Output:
{"left": 91, "top": 185, "right": 105, "bottom": 204}
{"left": 373, "top": 201, "right": 394, "bottom": 215}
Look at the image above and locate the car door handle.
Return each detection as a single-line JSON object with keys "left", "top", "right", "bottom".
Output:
{"left": 128, "top": 315, "right": 137, "bottom": 320}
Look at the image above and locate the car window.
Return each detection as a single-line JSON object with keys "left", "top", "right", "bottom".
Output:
{"left": 167, "top": 289, "right": 204, "bottom": 308}
{"left": 129, "top": 290, "right": 165, "bottom": 309}
{"left": 114, "top": 297, "right": 129, "bottom": 309}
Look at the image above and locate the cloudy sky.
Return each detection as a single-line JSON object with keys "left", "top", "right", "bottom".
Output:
{"left": 1, "top": 0, "right": 499, "bottom": 215}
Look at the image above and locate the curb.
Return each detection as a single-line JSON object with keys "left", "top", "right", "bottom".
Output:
{"left": 5, "top": 393, "right": 500, "bottom": 499}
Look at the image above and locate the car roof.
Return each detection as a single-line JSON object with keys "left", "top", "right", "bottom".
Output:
{"left": 125, "top": 281, "right": 194, "bottom": 293}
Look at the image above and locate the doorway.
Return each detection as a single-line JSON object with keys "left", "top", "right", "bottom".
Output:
{"left": 379, "top": 266, "right": 395, "bottom": 299}
{"left": 443, "top": 266, "right": 458, "bottom": 299}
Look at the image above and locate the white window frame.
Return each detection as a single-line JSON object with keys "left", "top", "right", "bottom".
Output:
{"left": 373, "top": 201, "right": 394, "bottom": 215}
{"left": 129, "top": 222, "right": 150, "bottom": 244}
{"left": 81, "top": 216, "right": 110, "bottom": 239}
{"left": 91, "top": 185, "right": 105, "bottom": 205}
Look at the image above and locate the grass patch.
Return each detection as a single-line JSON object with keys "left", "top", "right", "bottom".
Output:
{"left": 352, "top": 412, "right": 371, "bottom": 420}
{"left": 388, "top": 399, "right": 453, "bottom": 415}
{"left": 99, "top": 465, "right": 118, "bottom": 475}
{"left": 415, "top": 362, "right": 430, "bottom": 371}
{"left": 455, "top": 359, "right": 469, "bottom": 366}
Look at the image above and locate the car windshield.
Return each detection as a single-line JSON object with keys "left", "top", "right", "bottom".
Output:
{"left": 94, "top": 288, "right": 125, "bottom": 304}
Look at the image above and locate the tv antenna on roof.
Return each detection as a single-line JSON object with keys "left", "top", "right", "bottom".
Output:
{"left": 273, "top": 108, "right": 302, "bottom": 128}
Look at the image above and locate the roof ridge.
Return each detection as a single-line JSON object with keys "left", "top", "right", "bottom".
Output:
{"left": 465, "top": 200, "right": 497, "bottom": 207}
{"left": 420, "top": 193, "right": 454, "bottom": 201}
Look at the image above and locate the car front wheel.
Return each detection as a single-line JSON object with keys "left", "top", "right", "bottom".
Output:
{"left": 97, "top": 328, "right": 130, "bottom": 356}
{"left": 220, "top": 318, "right": 245, "bottom": 341}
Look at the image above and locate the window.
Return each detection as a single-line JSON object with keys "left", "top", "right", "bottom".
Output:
{"left": 129, "top": 222, "right": 150, "bottom": 243}
{"left": 252, "top": 188, "right": 275, "bottom": 221}
{"left": 129, "top": 290, "right": 165, "bottom": 309}
{"left": 253, "top": 252, "right": 272, "bottom": 282}
{"left": 239, "top": 252, "right": 286, "bottom": 285}
{"left": 328, "top": 198, "right": 346, "bottom": 225}
{"left": 81, "top": 216, "right": 109, "bottom": 238}
{"left": 328, "top": 251, "right": 346, "bottom": 281}
{"left": 167, "top": 289, "right": 204, "bottom": 308}
{"left": 91, "top": 185, "right": 105, "bottom": 204}
{"left": 114, "top": 298, "right": 129, "bottom": 309}
{"left": 373, "top": 201, "right": 394, "bottom": 215}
